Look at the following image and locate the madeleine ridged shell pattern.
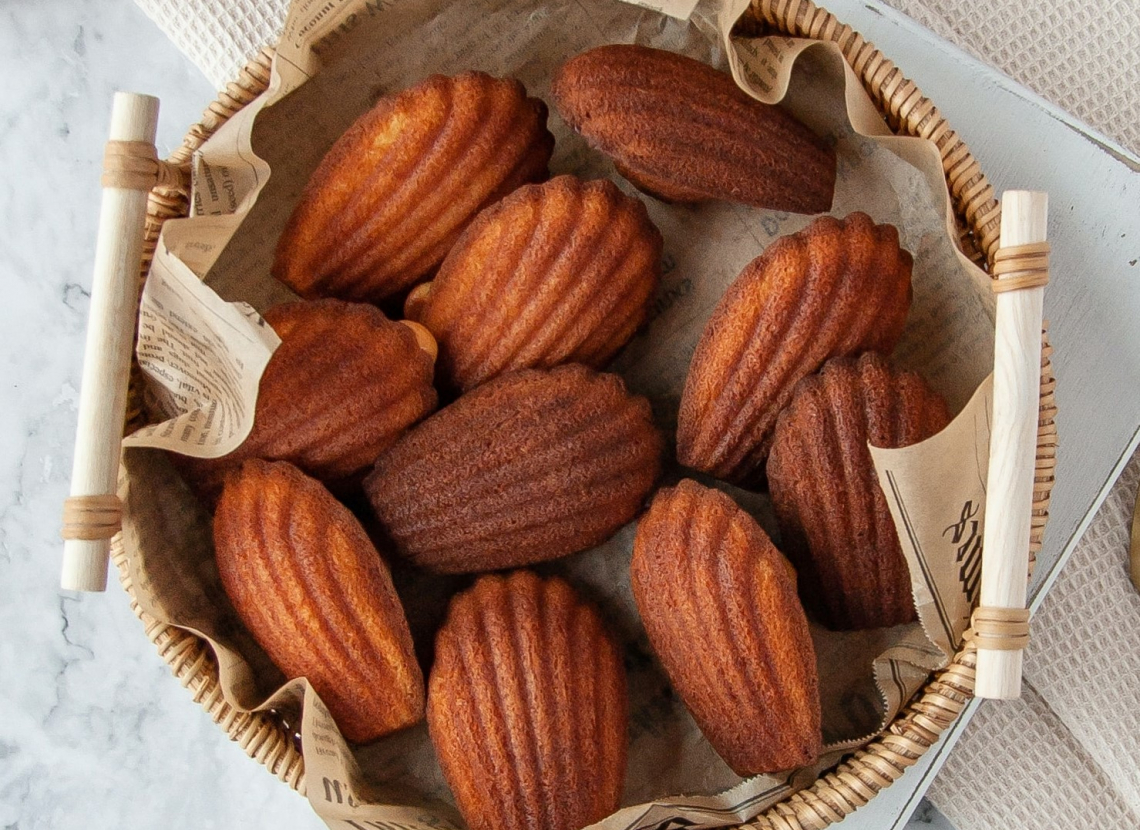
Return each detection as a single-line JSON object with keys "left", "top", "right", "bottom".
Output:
{"left": 408, "top": 175, "right": 663, "bottom": 392}
{"left": 428, "top": 571, "right": 628, "bottom": 830}
{"left": 364, "top": 365, "right": 663, "bottom": 573}
{"left": 630, "top": 480, "right": 822, "bottom": 775}
{"left": 213, "top": 460, "right": 424, "bottom": 744}
{"left": 272, "top": 72, "right": 555, "bottom": 303}
{"left": 552, "top": 44, "right": 835, "bottom": 213}
{"left": 180, "top": 299, "right": 437, "bottom": 499}
{"left": 767, "top": 353, "right": 951, "bottom": 630}
{"left": 677, "top": 212, "right": 913, "bottom": 483}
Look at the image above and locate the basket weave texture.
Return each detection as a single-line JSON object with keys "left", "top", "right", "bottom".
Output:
{"left": 112, "top": 1, "right": 1059, "bottom": 826}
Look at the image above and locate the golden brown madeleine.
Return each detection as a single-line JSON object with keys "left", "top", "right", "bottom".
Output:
{"left": 428, "top": 571, "right": 627, "bottom": 830}
{"left": 179, "top": 299, "right": 437, "bottom": 500}
{"left": 630, "top": 479, "right": 821, "bottom": 775}
{"left": 551, "top": 44, "right": 835, "bottom": 213}
{"left": 406, "top": 175, "right": 663, "bottom": 392}
{"left": 677, "top": 212, "right": 913, "bottom": 482}
{"left": 273, "top": 72, "right": 555, "bottom": 303}
{"left": 767, "top": 353, "right": 950, "bottom": 630}
{"left": 365, "top": 365, "right": 663, "bottom": 573}
{"left": 214, "top": 460, "right": 424, "bottom": 743}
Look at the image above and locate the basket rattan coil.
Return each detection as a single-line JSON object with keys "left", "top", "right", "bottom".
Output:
{"left": 112, "top": 1, "right": 1058, "bottom": 826}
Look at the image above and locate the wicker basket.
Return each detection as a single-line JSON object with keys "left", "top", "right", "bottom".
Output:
{"left": 109, "top": 0, "right": 1058, "bottom": 826}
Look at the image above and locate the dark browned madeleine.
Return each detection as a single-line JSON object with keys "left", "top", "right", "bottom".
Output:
{"left": 406, "top": 175, "right": 663, "bottom": 392}
{"left": 428, "top": 571, "right": 627, "bottom": 830}
{"left": 213, "top": 460, "right": 424, "bottom": 743}
{"left": 364, "top": 365, "right": 663, "bottom": 573}
{"left": 767, "top": 353, "right": 950, "bottom": 630}
{"left": 179, "top": 299, "right": 437, "bottom": 500}
{"left": 551, "top": 45, "right": 835, "bottom": 213}
{"left": 631, "top": 479, "right": 821, "bottom": 775}
{"left": 677, "top": 212, "right": 913, "bottom": 482}
{"left": 273, "top": 72, "right": 555, "bottom": 303}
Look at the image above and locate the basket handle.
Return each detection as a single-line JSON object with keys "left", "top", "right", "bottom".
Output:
{"left": 61, "top": 92, "right": 166, "bottom": 592}
{"left": 973, "top": 190, "right": 1049, "bottom": 698}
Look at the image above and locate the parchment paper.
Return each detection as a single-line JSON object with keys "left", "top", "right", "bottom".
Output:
{"left": 119, "top": 1, "right": 1001, "bottom": 827}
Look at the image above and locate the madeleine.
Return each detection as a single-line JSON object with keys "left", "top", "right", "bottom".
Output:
{"left": 365, "top": 365, "right": 663, "bottom": 573}
{"left": 428, "top": 571, "right": 627, "bottom": 830}
{"left": 768, "top": 353, "right": 950, "bottom": 629}
{"left": 213, "top": 460, "right": 423, "bottom": 743}
{"left": 273, "top": 72, "right": 554, "bottom": 303}
{"left": 631, "top": 479, "right": 821, "bottom": 775}
{"left": 677, "top": 212, "right": 913, "bottom": 482}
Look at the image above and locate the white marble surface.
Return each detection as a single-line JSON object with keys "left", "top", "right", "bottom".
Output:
{"left": 0, "top": 2, "right": 322, "bottom": 827}
{"left": 3, "top": 1, "right": 1136, "bottom": 829}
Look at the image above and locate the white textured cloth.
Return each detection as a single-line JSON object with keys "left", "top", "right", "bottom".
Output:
{"left": 129, "top": 0, "right": 1140, "bottom": 828}
{"left": 928, "top": 446, "right": 1140, "bottom": 829}
{"left": 134, "top": 0, "right": 289, "bottom": 91}
{"left": 879, "top": 0, "right": 1140, "bottom": 155}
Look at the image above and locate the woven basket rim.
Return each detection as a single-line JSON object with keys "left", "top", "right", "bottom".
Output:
{"left": 113, "top": 1, "right": 1058, "bottom": 827}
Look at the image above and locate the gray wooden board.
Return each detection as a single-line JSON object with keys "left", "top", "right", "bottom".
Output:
{"left": 813, "top": 1, "right": 1140, "bottom": 827}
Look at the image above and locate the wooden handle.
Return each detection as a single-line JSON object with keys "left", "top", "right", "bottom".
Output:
{"left": 974, "top": 190, "right": 1048, "bottom": 699}
{"left": 61, "top": 92, "right": 160, "bottom": 592}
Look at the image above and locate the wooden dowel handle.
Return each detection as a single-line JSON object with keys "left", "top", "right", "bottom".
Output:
{"left": 974, "top": 190, "right": 1048, "bottom": 699}
{"left": 61, "top": 92, "right": 160, "bottom": 592}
